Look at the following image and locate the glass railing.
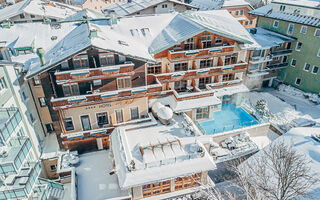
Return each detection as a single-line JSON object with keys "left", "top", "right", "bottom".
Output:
{"left": 0, "top": 109, "right": 22, "bottom": 144}
{"left": 38, "top": 178, "right": 64, "bottom": 190}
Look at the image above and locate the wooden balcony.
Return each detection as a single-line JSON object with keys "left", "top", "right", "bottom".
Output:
{"left": 172, "top": 86, "right": 215, "bottom": 101}
{"left": 208, "top": 79, "right": 242, "bottom": 89}
{"left": 54, "top": 62, "right": 135, "bottom": 83}
{"left": 51, "top": 84, "right": 162, "bottom": 110}
{"left": 167, "top": 45, "right": 235, "bottom": 62}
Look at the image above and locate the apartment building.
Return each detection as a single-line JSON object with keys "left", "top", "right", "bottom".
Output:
{"left": 250, "top": 0, "right": 320, "bottom": 93}
{"left": 4, "top": 9, "right": 254, "bottom": 151}
{"left": 102, "top": 0, "right": 197, "bottom": 17}
{"left": 0, "top": 0, "right": 80, "bottom": 24}
{"left": 190, "top": 0, "right": 257, "bottom": 28}
{"left": 245, "top": 27, "right": 296, "bottom": 90}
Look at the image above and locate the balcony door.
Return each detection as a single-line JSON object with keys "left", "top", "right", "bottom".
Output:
{"left": 81, "top": 115, "right": 91, "bottom": 131}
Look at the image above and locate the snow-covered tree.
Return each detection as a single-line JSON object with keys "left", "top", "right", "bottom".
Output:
{"left": 255, "top": 99, "right": 270, "bottom": 118}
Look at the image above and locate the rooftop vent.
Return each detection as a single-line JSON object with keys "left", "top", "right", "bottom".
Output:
{"left": 36, "top": 48, "right": 46, "bottom": 66}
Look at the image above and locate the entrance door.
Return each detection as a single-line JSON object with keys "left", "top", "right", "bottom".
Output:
{"left": 81, "top": 115, "right": 91, "bottom": 131}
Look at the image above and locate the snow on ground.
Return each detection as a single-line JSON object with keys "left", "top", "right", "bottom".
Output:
{"left": 76, "top": 150, "right": 130, "bottom": 200}
{"left": 251, "top": 129, "right": 279, "bottom": 149}
{"left": 242, "top": 90, "right": 320, "bottom": 133}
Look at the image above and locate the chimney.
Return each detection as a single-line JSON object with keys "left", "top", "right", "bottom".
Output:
{"left": 250, "top": 28, "right": 257, "bottom": 34}
{"left": 36, "top": 48, "right": 46, "bottom": 66}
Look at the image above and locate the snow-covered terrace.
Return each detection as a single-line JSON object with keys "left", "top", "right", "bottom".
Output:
{"left": 111, "top": 117, "right": 216, "bottom": 189}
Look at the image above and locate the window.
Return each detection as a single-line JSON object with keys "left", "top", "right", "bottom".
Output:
{"left": 0, "top": 77, "right": 7, "bottom": 91}
{"left": 303, "top": 63, "right": 311, "bottom": 71}
{"left": 240, "top": 10, "right": 244, "bottom": 15}
{"left": 295, "top": 78, "right": 301, "bottom": 85}
{"left": 312, "top": 66, "right": 319, "bottom": 74}
{"left": 174, "top": 173, "right": 201, "bottom": 191}
{"left": 200, "top": 58, "right": 213, "bottom": 68}
{"left": 63, "top": 83, "right": 79, "bottom": 97}
{"left": 38, "top": 97, "right": 46, "bottom": 107}
{"left": 93, "top": 80, "right": 102, "bottom": 86}
{"left": 73, "top": 55, "right": 89, "bottom": 69}
{"left": 99, "top": 53, "right": 114, "bottom": 66}
{"left": 215, "top": 37, "right": 222, "bottom": 45}
{"left": 249, "top": 20, "right": 253, "bottom": 25}
{"left": 50, "top": 165, "right": 56, "bottom": 171}
{"left": 282, "top": 56, "right": 288, "bottom": 63}
{"left": 19, "top": 14, "right": 25, "bottom": 19}
{"left": 201, "top": 32, "right": 212, "bottom": 48}
{"left": 142, "top": 180, "right": 171, "bottom": 198}
{"left": 295, "top": 42, "right": 302, "bottom": 51}
{"left": 147, "top": 63, "right": 161, "bottom": 74}
{"left": 300, "top": 26, "right": 307, "bottom": 34}
{"left": 286, "top": 42, "right": 291, "bottom": 49}
{"left": 64, "top": 117, "right": 74, "bottom": 131}
{"left": 174, "top": 80, "right": 187, "bottom": 92}
{"left": 81, "top": 115, "right": 91, "bottom": 131}
{"left": 252, "top": 49, "right": 265, "bottom": 57}
{"left": 291, "top": 59, "right": 296, "bottom": 67}
{"left": 287, "top": 24, "right": 294, "bottom": 35}
{"left": 162, "top": 4, "right": 167, "bottom": 8}
{"left": 224, "top": 53, "right": 237, "bottom": 65}
{"left": 317, "top": 48, "right": 320, "bottom": 57}
{"left": 33, "top": 76, "right": 40, "bottom": 86}
{"left": 235, "top": 10, "right": 239, "bottom": 16}
{"left": 273, "top": 20, "right": 279, "bottom": 28}
{"left": 21, "top": 91, "right": 28, "bottom": 101}
{"left": 117, "top": 76, "right": 131, "bottom": 89}
{"left": 29, "top": 113, "right": 35, "bottom": 123}
{"left": 30, "top": 14, "right": 35, "bottom": 18}
{"left": 115, "top": 109, "right": 123, "bottom": 123}
{"left": 45, "top": 123, "right": 54, "bottom": 133}
{"left": 184, "top": 38, "right": 195, "bottom": 50}
{"left": 96, "top": 112, "right": 109, "bottom": 127}
{"left": 245, "top": 21, "right": 249, "bottom": 26}
{"left": 196, "top": 107, "right": 209, "bottom": 120}
{"left": 130, "top": 107, "right": 139, "bottom": 120}
{"left": 174, "top": 62, "right": 188, "bottom": 71}
{"left": 315, "top": 29, "right": 320, "bottom": 37}
{"left": 199, "top": 77, "right": 210, "bottom": 89}
{"left": 223, "top": 73, "right": 234, "bottom": 81}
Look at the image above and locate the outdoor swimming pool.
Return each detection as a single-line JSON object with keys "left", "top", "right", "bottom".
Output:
{"left": 197, "top": 103, "right": 259, "bottom": 135}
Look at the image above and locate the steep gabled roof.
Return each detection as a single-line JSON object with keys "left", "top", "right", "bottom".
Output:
{"left": 149, "top": 10, "right": 255, "bottom": 54}
{"left": 190, "top": 0, "right": 253, "bottom": 11}
{"left": 250, "top": 3, "right": 320, "bottom": 28}
{"left": 102, "top": 0, "right": 197, "bottom": 17}
{"left": 23, "top": 9, "right": 255, "bottom": 79}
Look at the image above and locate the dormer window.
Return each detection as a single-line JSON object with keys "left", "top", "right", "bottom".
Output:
{"left": 99, "top": 53, "right": 114, "bottom": 66}
{"left": 201, "top": 32, "right": 212, "bottom": 48}
{"left": 280, "top": 5, "right": 286, "bottom": 11}
{"left": 184, "top": 38, "right": 195, "bottom": 50}
{"left": 73, "top": 55, "right": 89, "bottom": 69}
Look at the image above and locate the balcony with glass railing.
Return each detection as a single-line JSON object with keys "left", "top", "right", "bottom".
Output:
{"left": 0, "top": 108, "right": 22, "bottom": 145}
{"left": 0, "top": 137, "right": 32, "bottom": 177}
{"left": 0, "top": 161, "right": 41, "bottom": 199}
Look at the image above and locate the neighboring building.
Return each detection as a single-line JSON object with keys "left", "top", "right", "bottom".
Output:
{"left": 190, "top": 0, "right": 257, "bottom": 28}
{"left": 0, "top": 0, "right": 81, "bottom": 24}
{"left": 245, "top": 27, "right": 296, "bottom": 90}
{"left": 71, "top": 0, "right": 108, "bottom": 13}
{"left": 250, "top": 0, "right": 320, "bottom": 94}
{"left": 102, "top": 0, "right": 197, "bottom": 17}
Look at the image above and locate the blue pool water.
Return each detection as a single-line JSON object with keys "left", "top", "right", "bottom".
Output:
{"left": 197, "top": 104, "right": 259, "bottom": 135}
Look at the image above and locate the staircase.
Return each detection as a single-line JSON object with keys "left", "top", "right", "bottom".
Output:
{"left": 37, "top": 178, "right": 65, "bottom": 200}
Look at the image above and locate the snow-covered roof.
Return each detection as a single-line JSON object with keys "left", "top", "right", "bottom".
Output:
{"left": 250, "top": 3, "right": 320, "bottom": 27}
{"left": 23, "top": 9, "right": 254, "bottom": 79}
{"left": 190, "top": 0, "right": 253, "bottom": 11}
{"left": 212, "top": 84, "right": 249, "bottom": 97}
{"left": 222, "top": 0, "right": 253, "bottom": 9}
{"left": 243, "top": 127, "right": 320, "bottom": 198}
{"left": 0, "top": 0, "right": 81, "bottom": 22}
{"left": 111, "top": 125, "right": 216, "bottom": 189}
{"left": 102, "top": 0, "right": 197, "bottom": 17}
{"left": 247, "top": 27, "right": 296, "bottom": 49}
{"left": 273, "top": 0, "right": 320, "bottom": 9}
{"left": 0, "top": 22, "right": 77, "bottom": 69}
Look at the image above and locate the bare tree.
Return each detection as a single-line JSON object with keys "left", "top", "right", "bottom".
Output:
{"left": 230, "top": 140, "right": 319, "bottom": 200}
